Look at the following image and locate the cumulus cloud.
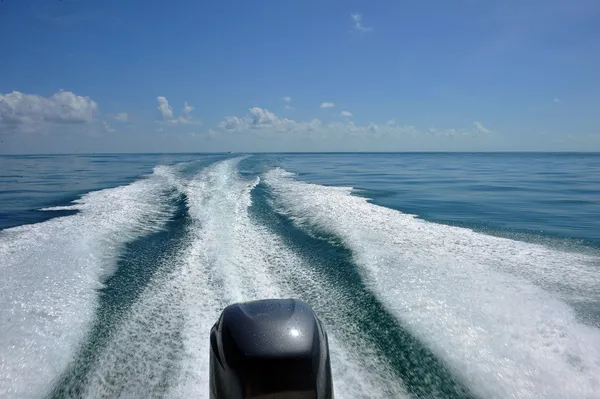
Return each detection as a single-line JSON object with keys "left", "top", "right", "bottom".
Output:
{"left": 156, "top": 97, "right": 199, "bottom": 125}
{"left": 113, "top": 112, "right": 129, "bottom": 122}
{"left": 250, "top": 107, "right": 280, "bottom": 125}
{"left": 351, "top": 13, "right": 372, "bottom": 32}
{"left": 218, "top": 116, "right": 248, "bottom": 132}
{"left": 340, "top": 110, "right": 353, "bottom": 117}
{"left": 474, "top": 121, "right": 492, "bottom": 134}
{"left": 215, "top": 107, "right": 499, "bottom": 152}
{"left": 216, "top": 107, "right": 491, "bottom": 145}
{"left": 0, "top": 90, "right": 98, "bottom": 133}
{"left": 156, "top": 96, "right": 173, "bottom": 120}
{"left": 367, "top": 123, "right": 378, "bottom": 132}
{"left": 219, "top": 107, "right": 297, "bottom": 134}
{"left": 320, "top": 102, "right": 335, "bottom": 109}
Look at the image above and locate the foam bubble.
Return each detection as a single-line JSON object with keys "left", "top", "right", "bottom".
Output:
{"left": 265, "top": 168, "right": 600, "bottom": 399}
{"left": 0, "top": 166, "right": 181, "bottom": 399}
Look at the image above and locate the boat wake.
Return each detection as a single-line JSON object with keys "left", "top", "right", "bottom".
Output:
{"left": 1, "top": 158, "right": 599, "bottom": 399}
{"left": 264, "top": 167, "right": 600, "bottom": 399}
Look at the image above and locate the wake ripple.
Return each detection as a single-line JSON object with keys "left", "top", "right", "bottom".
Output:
{"left": 77, "top": 159, "right": 408, "bottom": 399}
{"left": 0, "top": 165, "right": 181, "bottom": 399}
{"left": 265, "top": 167, "right": 600, "bottom": 399}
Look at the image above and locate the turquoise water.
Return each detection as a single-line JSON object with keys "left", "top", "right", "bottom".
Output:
{"left": 1, "top": 153, "right": 599, "bottom": 398}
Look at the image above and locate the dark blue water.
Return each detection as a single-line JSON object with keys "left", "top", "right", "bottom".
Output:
{"left": 272, "top": 153, "right": 600, "bottom": 245}
{"left": 0, "top": 154, "right": 211, "bottom": 229}
{"left": 4, "top": 153, "right": 598, "bottom": 244}
{"left": 1, "top": 153, "right": 599, "bottom": 399}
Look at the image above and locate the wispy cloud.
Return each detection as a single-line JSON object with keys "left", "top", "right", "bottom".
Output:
{"left": 320, "top": 102, "right": 335, "bottom": 109}
{"left": 553, "top": 98, "right": 561, "bottom": 103}
{"left": 112, "top": 112, "right": 129, "bottom": 122}
{"left": 474, "top": 121, "right": 492, "bottom": 134}
{"left": 351, "top": 13, "right": 372, "bottom": 32}
{"left": 340, "top": 111, "right": 353, "bottom": 117}
{"left": 283, "top": 96, "right": 294, "bottom": 109}
{"left": 103, "top": 122, "right": 116, "bottom": 133}
{"left": 174, "top": 102, "right": 196, "bottom": 124}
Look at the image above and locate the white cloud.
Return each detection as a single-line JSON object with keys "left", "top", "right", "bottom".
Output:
{"left": 474, "top": 121, "right": 492, "bottom": 134}
{"left": 283, "top": 96, "right": 292, "bottom": 103}
{"left": 171, "top": 102, "right": 197, "bottom": 125}
{"left": 351, "top": 13, "right": 372, "bottom": 32}
{"left": 156, "top": 97, "right": 199, "bottom": 125}
{"left": 320, "top": 102, "right": 335, "bottom": 109}
{"left": 553, "top": 98, "right": 561, "bottom": 103}
{"left": 0, "top": 90, "right": 98, "bottom": 133}
{"left": 182, "top": 102, "right": 193, "bottom": 116}
{"left": 218, "top": 116, "right": 248, "bottom": 132}
{"left": 113, "top": 112, "right": 129, "bottom": 122}
{"left": 219, "top": 107, "right": 297, "bottom": 134}
{"left": 250, "top": 107, "right": 280, "bottom": 125}
{"left": 340, "top": 110, "right": 353, "bottom": 117}
{"left": 103, "top": 122, "right": 116, "bottom": 133}
{"left": 208, "top": 128, "right": 218, "bottom": 137}
{"left": 219, "top": 107, "right": 318, "bottom": 137}
{"left": 217, "top": 107, "right": 491, "bottom": 145}
{"left": 156, "top": 96, "right": 173, "bottom": 120}
{"left": 367, "top": 123, "right": 378, "bottom": 133}
{"left": 386, "top": 119, "right": 397, "bottom": 126}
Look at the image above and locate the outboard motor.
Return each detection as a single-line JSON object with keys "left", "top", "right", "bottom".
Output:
{"left": 210, "top": 299, "right": 334, "bottom": 398}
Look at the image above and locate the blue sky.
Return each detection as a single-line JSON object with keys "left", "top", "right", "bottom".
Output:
{"left": 1, "top": 0, "right": 599, "bottom": 153}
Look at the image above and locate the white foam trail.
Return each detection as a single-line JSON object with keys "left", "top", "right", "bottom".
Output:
{"left": 172, "top": 159, "right": 408, "bottom": 399}
{"left": 167, "top": 159, "right": 280, "bottom": 399}
{"left": 40, "top": 205, "right": 79, "bottom": 211}
{"left": 81, "top": 258, "right": 189, "bottom": 398}
{"left": 82, "top": 159, "right": 408, "bottom": 399}
{"left": 265, "top": 168, "right": 600, "bottom": 399}
{"left": 270, "top": 253, "right": 408, "bottom": 399}
{"left": 0, "top": 166, "right": 181, "bottom": 399}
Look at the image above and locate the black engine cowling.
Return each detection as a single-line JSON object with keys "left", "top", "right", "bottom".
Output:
{"left": 209, "top": 299, "right": 334, "bottom": 399}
